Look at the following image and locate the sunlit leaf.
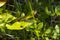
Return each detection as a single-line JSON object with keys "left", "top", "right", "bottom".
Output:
{"left": 52, "top": 25, "right": 59, "bottom": 39}
{"left": 52, "top": 32, "right": 57, "bottom": 39}
{"left": 34, "top": 30, "right": 40, "bottom": 37}
{"left": 6, "top": 22, "right": 21, "bottom": 30}
{"left": 26, "top": 15, "right": 32, "bottom": 20}
{"left": 1, "top": 13, "right": 16, "bottom": 23}
{"left": 6, "top": 21, "right": 32, "bottom": 30}
{"left": 55, "top": 25, "right": 59, "bottom": 33}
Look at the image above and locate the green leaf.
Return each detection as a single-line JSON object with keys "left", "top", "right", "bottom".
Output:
{"left": 52, "top": 25, "right": 59, "bottom": 39}
{"left": 55, "top": 25, "right": 59, "bottom": 33}
{"left": 6, "top": 21, "right": 32, "bottom": 30}
{"left": 52, "top": 32, "right": 57, "bottom": 39}
{"left": 37, "top": 22, "right": 43, "bottom": 30}
{"left": 45, "top": 37, "right": 49, "bottom": 40}
{"left": 30, "top": 37, "right": 35, "bottom": 40}
{"left": 45, "top": 28, "right": 51, "bottom": 34}
{"left": 34, "top": 30, "right": 40, "bottom": 37}
{"left": 55, "top": 6, "right": 60, "bottom": 16}
{"left": 0, "top": 23, "right": 5, "bottom": 32}
{"left": 6, "top": 22, "right": 20, "bottom": 30}
{"left": 1, "top": 13, "right": 16, "bottom": 23}
{"left": 45, "top": 7, "right": 55, "bottom": 16}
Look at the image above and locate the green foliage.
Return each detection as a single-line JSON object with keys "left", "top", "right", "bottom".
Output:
{"left": 6, "top": 21, "right": 32, "bottom": 30}
{"left": 0, "top": 0, "right": 60, "bottom": 40}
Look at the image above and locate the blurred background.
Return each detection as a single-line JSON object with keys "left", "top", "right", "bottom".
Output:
{"left": 0, "top": 0, "right": 60, "bottom": 40}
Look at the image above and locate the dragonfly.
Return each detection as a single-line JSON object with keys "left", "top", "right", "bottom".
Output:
{"left": 0, "top": 0, "right": 6, "bottom": 7}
